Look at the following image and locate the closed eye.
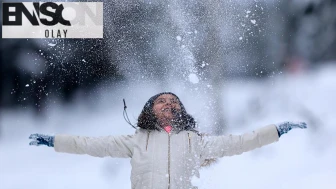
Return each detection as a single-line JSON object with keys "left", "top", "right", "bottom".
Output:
{"left": 156, "top": 98, "right": 165, "bottom": 103}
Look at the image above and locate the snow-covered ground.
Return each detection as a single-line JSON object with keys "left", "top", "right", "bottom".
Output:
{"left": 1, "top": 64, "right": 336, "bottom": 189}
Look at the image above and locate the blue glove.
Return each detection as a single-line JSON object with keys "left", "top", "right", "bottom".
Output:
{"left": 276, "top": 121, "right": 307, "bottom": 137}
{"left": 29, "top": 134, "right": 54, "bottom": 147}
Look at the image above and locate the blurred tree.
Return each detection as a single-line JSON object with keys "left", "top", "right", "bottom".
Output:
{"left": 278, "top": 0, "right": 336, "bottom": 67}
{"left": 0, "top": 37, "right": 121, "bottom": 111}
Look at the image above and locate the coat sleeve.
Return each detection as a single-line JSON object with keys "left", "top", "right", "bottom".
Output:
{"left": 53, "top": 134, "right": 134, "bottom": 158}
{"left": 200, "top": 124, "right": 279, "bottom": 159}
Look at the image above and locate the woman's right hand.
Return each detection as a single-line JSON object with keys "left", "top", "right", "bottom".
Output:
{"left": 29, "top": 134, "right": 54, "bottom": 147}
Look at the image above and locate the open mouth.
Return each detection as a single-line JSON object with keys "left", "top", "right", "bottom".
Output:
{"left": 162, "top": 108, "right": 172, "bottom": 112}
{"left": 162, "top": 108, "right": 179, "bottom": 115}
{"left": 162, "top": 108, "right": 173, "bottom": 114}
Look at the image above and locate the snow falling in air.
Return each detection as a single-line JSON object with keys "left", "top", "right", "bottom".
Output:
{"left": 48, "top": 43, "right": 56, "bottom": 47}
{"left": 3, "top": 1, "right": 336, "bottom": 188}
{"left": 188, "top": 73, "right": 199, "bottom": 84}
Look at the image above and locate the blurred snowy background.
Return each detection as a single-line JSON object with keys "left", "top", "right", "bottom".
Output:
{"left": 1, "top": 0, "right": 336, "bottom": 188}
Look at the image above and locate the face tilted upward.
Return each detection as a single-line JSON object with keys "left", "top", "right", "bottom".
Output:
{"left": 152, "top": 94, "right": 181, "bottom": 125}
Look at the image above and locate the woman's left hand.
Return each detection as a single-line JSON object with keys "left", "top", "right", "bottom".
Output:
{"left": 276, "top": 121, "right": 307, "bottom": 137}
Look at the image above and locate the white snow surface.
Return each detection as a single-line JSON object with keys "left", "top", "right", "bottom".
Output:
{"left": 1, "top": 65, "right": 336, "bottom": 189}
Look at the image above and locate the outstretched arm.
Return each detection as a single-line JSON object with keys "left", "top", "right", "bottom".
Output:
{"left": 29, "top": 133, "right": 134, "bottom": 158}
{"left": 201, "top": 122, "right": 307, "bottom": 159}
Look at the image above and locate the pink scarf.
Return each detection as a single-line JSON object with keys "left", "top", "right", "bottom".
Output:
{"left": 163, "top": 125, "right": 172, "bottom": 133}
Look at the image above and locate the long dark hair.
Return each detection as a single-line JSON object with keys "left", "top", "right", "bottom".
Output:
{"left": 137, "top": 92, "right": 198, "bottom": 133}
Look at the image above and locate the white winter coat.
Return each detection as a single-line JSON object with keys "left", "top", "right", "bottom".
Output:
{"left": 54, "top": 124, "right": 279, "bottom": 189}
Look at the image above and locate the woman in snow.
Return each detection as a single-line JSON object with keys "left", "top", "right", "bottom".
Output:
{"left": 29, "top": 92, "right": 307, "bottom": 189}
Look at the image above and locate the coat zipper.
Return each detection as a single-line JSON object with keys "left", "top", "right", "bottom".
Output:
{"left": 187, "top": 133, "right": 191, "bottom": 153}
{"left": 146, "top": 131, "right": 150, "bottom": 151}
{"left": 168, "top": 133, "right": 171, "bottom": 189}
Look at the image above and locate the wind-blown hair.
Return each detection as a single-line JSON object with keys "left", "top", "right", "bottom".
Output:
{"left": 137, "top": 92, "right": 198, "bottom": 133}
